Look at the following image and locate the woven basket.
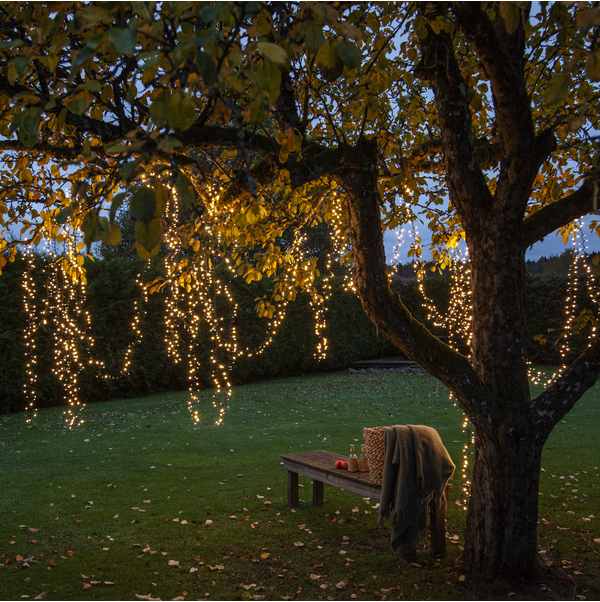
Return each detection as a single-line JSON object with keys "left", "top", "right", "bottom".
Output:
{"left": 363, "top": 426, "right": 386, "bottom": 486}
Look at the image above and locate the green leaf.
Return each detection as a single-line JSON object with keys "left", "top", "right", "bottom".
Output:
{"left": 66, "top": 96, "right": 89, "bottom": 116}
{"left": 87, "top": 31, "right": 108, "bottom": 50}
{"left": 316, "top": 41, "right": 343, "bottom": 82}
{"left": 257, "top": 42, "right": 288, "bottom": 65}
{"left": 72, "top": 47, "right": 93, "bottom": 71}
{"left": 337, "top": 41, "right": 362, "bottom": 69}
{"left": 13, "top": 56, "right": 30, "bottom": 77}
{"left": 149, "top": 90, "right": 169, "bottom": 127}
{"left": 167, "top": 90, "right": 196, "bottom": 132}
{"left": 0, "top": 39, "right": 22, "bottom": 50}
{"left": 105, "top": 143, "right": 130, "bottom": 153}
{"left": 542, "top": 72, "right": 570, "bottom": 106}
{"left": 303, "top": 21, "right": 325, "bottom": 54}
{"left": 177, "top": 172, "right": 195, "bottom": 209}
{"left": 198, "top": 3, "right": 221, "bottom": 24}
{"left": 109, "top": 28, "right": 136, "bottom": 55}
{"left": 157, "top": 136, "right": 183, "bottom": 150}
{"left": 81, "top": 80, "right": 103, "bottom": 92}
{"left": 102, "top": 222, "right": 122, "bottom": 246}
{"left": 414, "top": 17, "right": 428, "bottom": 40}
{"left": 131, "top": 187, "right": 157, "bottom": 224}
{"left": 82, "top": 209, "right": 104, "bottom": 249}
{"left": 20, "top": 108, "right": 43, "bottom": 137}
{"left": 109, "top": 192, "right": 126, "bottom": 223}
{"left": 196, "top": 51, "right": 218, "bottom": 87}
{"left": 135, "top": 217, "right": 162, "bottom": 252}
{"left": 17, "top": 108, "right": 43, "bottom": 149}
{"left": 55, "top": 206, "right": 72, "bottom": 225}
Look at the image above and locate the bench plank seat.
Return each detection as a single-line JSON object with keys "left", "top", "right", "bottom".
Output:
{"left": 281, "top": 449, "right": 448, "bottom": 556}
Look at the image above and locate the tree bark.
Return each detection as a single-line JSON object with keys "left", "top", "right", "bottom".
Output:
{"left": 463, "top": 423, "right": 547, "bottom": 579}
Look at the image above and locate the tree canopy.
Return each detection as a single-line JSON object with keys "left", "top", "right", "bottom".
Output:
{"left": 2, "top": 0, "right": 600, "bottom": 583}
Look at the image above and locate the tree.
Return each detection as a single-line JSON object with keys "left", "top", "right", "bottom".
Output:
{"left": 1, "top": 0, "right": 600, "bottom": 582}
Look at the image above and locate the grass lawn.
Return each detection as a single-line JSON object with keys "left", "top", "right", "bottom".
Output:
{"left": 1, "top": 368, "right": 599, "bottom": 601}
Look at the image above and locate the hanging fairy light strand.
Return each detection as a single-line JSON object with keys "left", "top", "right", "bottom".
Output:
{"left": 406, "top": 223, "right": 474, "bottom": 507}
{"left": 21, "top": 232, "right": 106, "bottom": 427}
{"left": 22, "top": 249, "right": 40, "bottom": 421}
{"left": 528, "top": 220, "right": 599, "bottom": 387}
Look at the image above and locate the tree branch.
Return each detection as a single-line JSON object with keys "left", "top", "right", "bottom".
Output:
{"left": 522, "top": 177, "right": 598, "bottom": 248}
{"left": 414, "top": 10, "right": 493, "bottom": 237}
{"left": 339, "top": 138, "right": 499, "bottom": 436}
{"left": 532, "top": 337, "right": 600, "bottom": 436}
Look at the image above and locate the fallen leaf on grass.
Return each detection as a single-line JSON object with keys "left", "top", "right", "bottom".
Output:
{"left": 104, "top": 582, "right": 114, "bottom": 585}
{"left": 180, "top": 520, "right": 188, "bottom": 525}
{"left": 83, "top": 584, "right": 92, "bottom": 590}
{"left": 16, "top": 555, "right": 23, "bottom": 561}
{"left": 190, "top": 567, "right": 198, "bottom": 573}
{"left": 594, "top": 538, "right": 600, "bottom": 544}
{"left": 33, "top": 593, "right": 46, "bottom": 600}
{"left": 168, "top": 560, "right": 179, "bottom": 567}
{"left": 339, "top": 550, "right": 347, "bottom": 555}
{"left": 293, "top": 542, "right": 304, "bottom": 547}
{"left": 209, "top": 564, "right": 224, "bottom": 570}
{"left": 67, "top": 551, "right": 73, "bottom": 557}
{"left": 28, "top": 528, "right": 39, "bottom": 533}
{"left": 336, "top": 580, "right": 348, "bottom": 589}
{"left": 309, "top": 574, "right": 321, "bottom": 580}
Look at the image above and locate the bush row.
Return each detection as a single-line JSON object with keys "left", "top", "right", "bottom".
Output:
{"left": 0, "top": 254, "right": 396, "bottom": 414}
{"left": 0, "top": 253, "right": 594, "bottom": 414}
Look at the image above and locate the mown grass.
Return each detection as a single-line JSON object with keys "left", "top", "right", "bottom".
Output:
{"left": 1, "top": 369, "right": 599, "bottom": 601}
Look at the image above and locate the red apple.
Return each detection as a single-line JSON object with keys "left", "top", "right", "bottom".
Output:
{"left": 335, "top": 460, "right": 343, "bottom": 469}
{"left": 342, "top": 461, "right": 349, "bottom": 469}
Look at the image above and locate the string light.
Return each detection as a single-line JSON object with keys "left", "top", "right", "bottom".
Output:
{"left": 21, "top": 234, "right": 105, "bottom": 427}
{"left": 407, "top": 225, "right": 474, "bottom": 507}
{"left": 528, "top": 220, "right": 599, "bottom": 387}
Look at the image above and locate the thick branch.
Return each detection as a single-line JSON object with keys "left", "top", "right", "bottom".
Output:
{"left": 522, "top": 178, "right": 598, "bottom": 248}
{"left": 450, "top": 3, "right": 536, "bottom": 168}
{"left": 415, "top": 16, "right": 493, "bottom": 236}
{"left": 532, "top": 337, "right": 600, "bottom": 436}
{"left": 339, "top": 139, "right": 498, "bottom": 436}
{"left": 0, "top": 140, "right": 84, "bottom": 159}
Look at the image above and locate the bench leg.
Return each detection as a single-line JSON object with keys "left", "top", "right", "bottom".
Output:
{"left": 287, "top": 471, "right": 299, "bottom": 507}
{"left": 312, "top": 480, "right": 324, "bottom": 506}
{"left": 429, "top": 499, "right": 447, "bottom": 557}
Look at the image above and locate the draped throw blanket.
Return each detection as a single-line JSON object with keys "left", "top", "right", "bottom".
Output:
{"left": 378, "top": 425, "right": 455, "bottom": 558}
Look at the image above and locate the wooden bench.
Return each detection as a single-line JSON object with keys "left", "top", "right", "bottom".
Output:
{"left": 280, "top": 449, "right": 448, "bottom": 556}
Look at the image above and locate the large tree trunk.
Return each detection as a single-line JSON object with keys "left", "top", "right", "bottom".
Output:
{"left": 463, "top": 424, "right": 547, "bottom": 579}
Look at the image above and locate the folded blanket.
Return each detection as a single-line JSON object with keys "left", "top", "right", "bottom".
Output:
{"left": 378, "top": 425, "right": 455, "bottom": 558}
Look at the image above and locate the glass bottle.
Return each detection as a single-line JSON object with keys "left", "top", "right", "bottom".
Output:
{"left": 358, "top": 443, "right": 369, "bottom": 472}
{"left": 348, "top": 444, "right": 359, "bottom": 472}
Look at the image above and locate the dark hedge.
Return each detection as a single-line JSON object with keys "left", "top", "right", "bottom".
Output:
{"left": 0, "top": 254, "right": 595, "bottom": 414}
